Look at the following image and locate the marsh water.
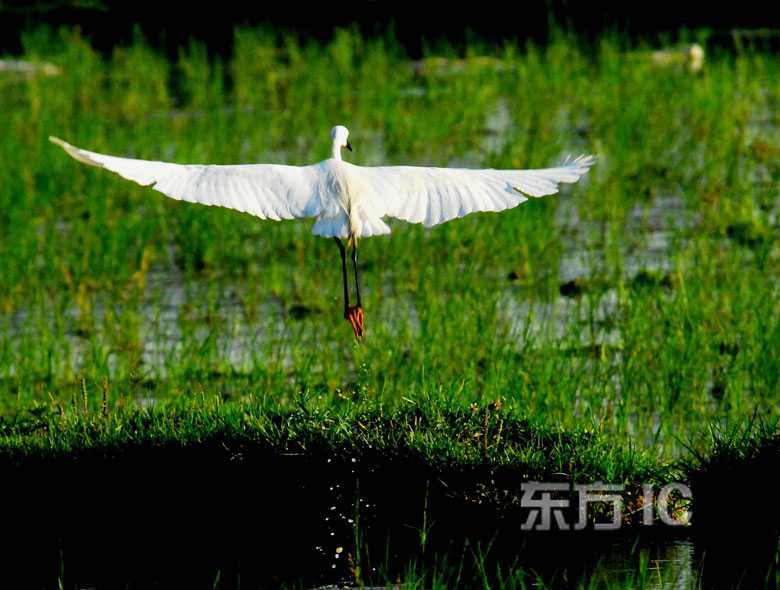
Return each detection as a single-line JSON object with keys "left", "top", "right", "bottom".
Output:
{"left": 6, "top": 447, "right": 767, "bottom": 590}
{"left": 3, "top": 155, "right": 703, "bottom": 380}
{"left": 3, "top": 83, "right": 774, "bottom": 413}
{"left": 310, "top": 538, "right": 702, "bottom": 589}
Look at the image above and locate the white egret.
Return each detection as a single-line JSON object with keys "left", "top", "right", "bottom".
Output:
{"left": 50, "top": 126, "right": 594, "bottom": 339}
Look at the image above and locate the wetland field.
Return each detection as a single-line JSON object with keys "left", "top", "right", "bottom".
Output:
{"left": 0, "top": 26, "right": 778, "bottom": 588}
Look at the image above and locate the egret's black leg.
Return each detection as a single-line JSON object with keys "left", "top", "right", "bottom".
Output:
{"left": 334, "top": 237, "right": 349, "bottom": 317}
{"left": 335, "top": 236, "right": 364, "bottom": 340}
{"left": 351, "top": 239, "right": 362, "bottom": 307}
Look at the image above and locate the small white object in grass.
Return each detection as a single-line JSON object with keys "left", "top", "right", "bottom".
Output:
{"left": 50, "top": 126, "right": 594, "bottom": 339}
{"left": 650, "top": 43, "right": 705, "bottom": 73}
{"left": 688, "top": 44, "right": 705, "bottom": 72}
{"left": 0, "top": 59, "right": 61, "bottom": 77}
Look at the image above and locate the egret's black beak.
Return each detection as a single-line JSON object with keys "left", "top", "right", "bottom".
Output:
{"left": 346, "top": 141, "right": 353, "bottom": 152}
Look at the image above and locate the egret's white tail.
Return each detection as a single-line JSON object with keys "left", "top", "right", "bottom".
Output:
{"left": 312, "top": 215, "right": 350, "bottom": 238}
{"left": 312, "top": 213, "right": 390, "bottom": 238}
{"left": 356, "top": 214, "right": 391, "bottom": 237}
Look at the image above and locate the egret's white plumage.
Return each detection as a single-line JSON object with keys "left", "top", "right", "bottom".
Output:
{"left": 50, "top": 125, "right": 594, "bottom": 239}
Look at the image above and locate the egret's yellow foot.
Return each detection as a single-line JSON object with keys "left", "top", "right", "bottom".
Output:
{"left": 345, "top": 305, "right": 364, "bottom": 341}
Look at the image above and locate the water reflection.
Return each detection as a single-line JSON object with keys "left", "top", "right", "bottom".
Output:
{"left": 586, "top": 538, "right": 697, "bottom": 589}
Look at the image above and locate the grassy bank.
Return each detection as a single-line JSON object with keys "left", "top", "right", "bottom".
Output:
{"left": 0, "top": 399, "right": 667, "bottom": 588}
{"left": 0, "top": 400, "right": 775, "bottom": 588}
{"left": 0, "top": 396, "right": 667, "bottom": 482}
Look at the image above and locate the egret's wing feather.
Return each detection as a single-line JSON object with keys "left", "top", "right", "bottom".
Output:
{"left": 50, "top": 137, "right": 321, "bottom": 220}
{"left": 357, "top": 156, "right": 595, "bottom": 227}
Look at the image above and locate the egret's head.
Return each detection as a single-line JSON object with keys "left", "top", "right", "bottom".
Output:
{"left": 331, "top": 125, "right": 352, "bottom": 152}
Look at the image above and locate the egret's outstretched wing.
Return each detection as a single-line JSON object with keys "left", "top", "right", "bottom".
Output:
{"left": 49, "top": 137, "right": 322, "bottom": 221}
{"left": 357, "top": 156, "right": 595, "bottom": 227}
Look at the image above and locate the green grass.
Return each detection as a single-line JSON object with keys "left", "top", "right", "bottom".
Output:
{"left": 0, "top": 395, "right": 667, "bottom": 485}
{"left": 1, "top": 27, "right": 777, "bottom": 460}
